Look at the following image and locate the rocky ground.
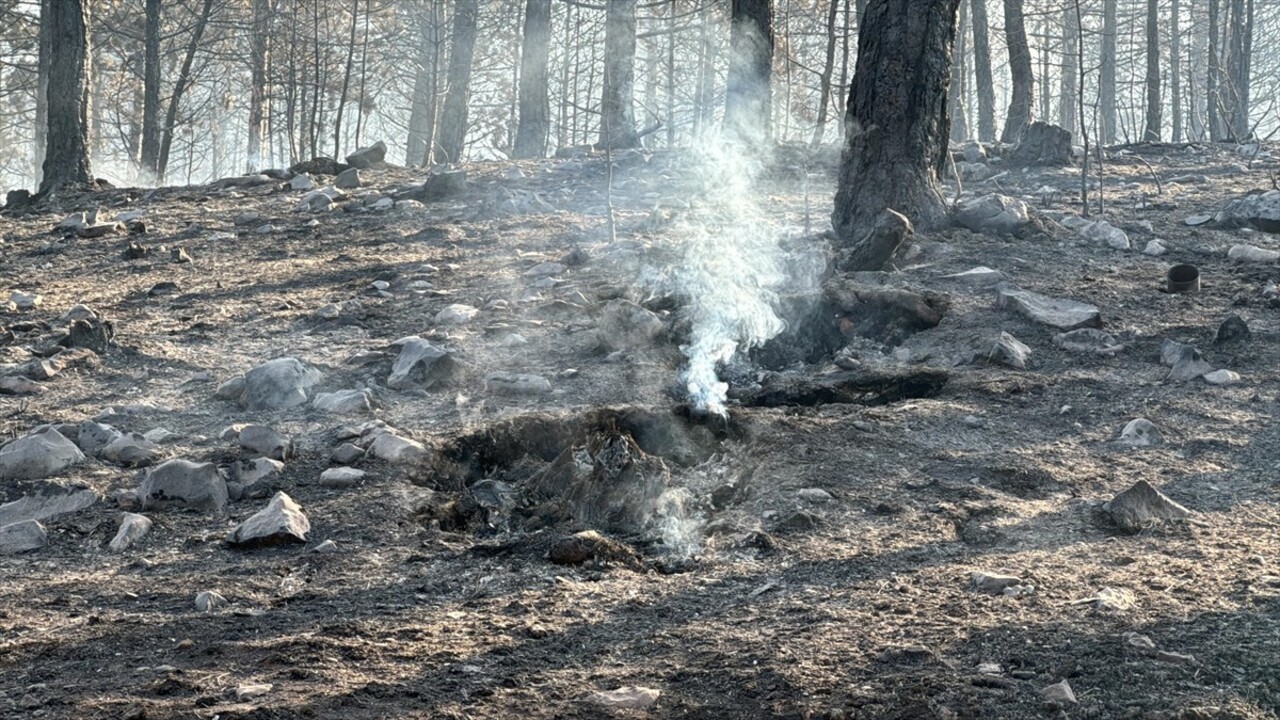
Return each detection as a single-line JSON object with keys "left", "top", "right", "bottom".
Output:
{"left": 3, "top": 138, "right": 1280, "bottom": 720}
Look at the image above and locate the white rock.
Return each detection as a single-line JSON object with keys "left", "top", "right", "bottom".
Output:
{"left": 195, "top": 590, "right": 227, "bottom": 612}
{"left": 108, "top": 513, "right": 153, "bottom": 552}
{"left": 797, "top": 488, "right": 833, "bottom": 503}
{"left": 138, "top": 459, "right": 228, "bottom": 512}
{"left": 1041, "top": 679, "right": 1077, "bottom": 705}
{"left": 237, "top": 358, "right": 322, "bottom": 411}
{"left": 1078, "top": 219, "right": 1130, "bottom": 250}
{"left": 101, "top": 432, "right": 162, "bottom": 467}
{"left": 0, "top": 429, "right": 86, "bottom": 481}
{"left": 1143, "top": 239, "right": 1167, "bottom": 256}
{"left": 997, "top": 286, "right": 1101, "bottom": 330}
{"left": 0, "top": 520, "right": 48, "bottom": 554}
{"left": 319, "top": 467, "right": 365, "bottom": 488}
{"left": 58, "top": 304, "right": 98, "bottom": 322}
{"left": 1203, "top": 369, "right": 1240, "bottom": 385}
{"left": 1227, "top": 244, "right": 1280, "bottom": 263}
{"left": 586, "top": 687, "right": 661, "bottom": 709}
{"left": 228, "top": 457, "right": 285, "bottom": 488}
{"left": 1120, "top": 418, "right": 1162, "bottom": 447}
{"left": 955, "top": 194, "right": 1030, "bottom": 234}
{"left": 942, "top": 266, "right": 1006, "bottom": 286}
{"left": 238, "top": 425, "right": 293, "bottom": 461}
{"left": 367, "top": 432, "right": 428, "bottom": 465}
{"left": 371, "top": 197, "right": 395, "bottom": 211}
{"left": 236, "top": 683, "right": 273, "bottom": 701}
{"left": 971, "top": 571, "right": 1022, "bottom": 594}
{"left": 289, "top": 174, "right": 315, "bottom": 191}
{"left": 227, "top": 492, "right": 310, "bottom": 545}
{"left": 313, "top": 389, "right": 373, "bottom": 414}
{"left": 524, "top": 262, "right": 567, "bottom": 278}
{"left": 434, "top": 304, "right": 479, "bottom": 326}
{"left": 0, "top": 488, "right": 97, "bottom": 526}
{"left": 8, "top": 291, "right": 42, "bottom": 310}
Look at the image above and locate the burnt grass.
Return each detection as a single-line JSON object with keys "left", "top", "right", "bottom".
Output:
{"left": 3, "top": 142, "right": 1280, "bottom": 719}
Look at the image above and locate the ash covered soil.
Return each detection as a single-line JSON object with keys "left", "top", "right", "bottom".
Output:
{"left": 3, "top": 142, "right": 1280, "bottom": 720}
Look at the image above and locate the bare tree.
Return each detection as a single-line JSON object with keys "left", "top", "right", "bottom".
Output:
{"left": 1143, "top": 0, "right": 1161, "bottom": 141}
{"left": 247, "top": 0, "right": 272, "bottom": 171}
{"left": 39, "top": 0, "right": 92, "bottom": 195}
{"left": 1100, "top": 0, "right": 1117, "bottom": 142}
{"left": 436, "top": 0, "right": 479, "bottom": 162}
{"left": 599, "top": 0, "right": 639, "bottom": 149}
{"left": 140, "top": 0, "right": 161, "bottom": 177}
{"left": 513, "top": 0, "right": 551, "bottom": 158}
{"left": 970, "top": 0, "right": 995, "bottom": 142}
{"left": 948, "top": 0, "right": 970, "bottom": 142}
{"left": 834, "top": 0, "right": 962, "bottom": 238}
{"left": 724, "top": 0, "right": 774, "bottom": 144}
{"left": 1059, "top": 4, "right": 1078, "bottom": 136}
{"left": 1171, "top": 0, "right": 1182, "bottom": 142}
{"left": 1000, "top": 0, "right": 1032, "bottom": 143}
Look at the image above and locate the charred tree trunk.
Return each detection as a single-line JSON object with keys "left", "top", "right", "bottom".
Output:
{"left": 598, "top": 0, "right": 639, "bottom": 149}
{"left": 1000, "top": 0, "right": 1032, "bottom": 144}
{"left": 1100, "top": 0, "right": 1117, "bottom": 143}
{"left": 436, "top": 0, "right": 479, "bottom": 163}
{"left": 948, "top": 0, "right": 970, "bottom": 142}
{"left": 513, "top": 0, "right": 552, "bottom": 158}
{"left": 833, "top": 0, "right": 962, "bottom": 239}
{"left": 39, "top": 0, "right": 92, "bottom": 195}
{"left": 140, "top": 0, "right": 161, "bottom": 178}
{"left": 1171, "top": 0, "right": 1182, "bottom": 142}
{"left": 1059, "top": 4, "right": 1078, "bottom": 137}
{"left": 1224, "top": 0, "right": 1249, "bottom": 140}
{"left": 970, "top": 0, "right": 995, "bottom": 142}
{"left": 724, "top": 0, "right": 774, "bottom": 144}
{"left": 1207, "top": 0, "right": 1223, "bottom": 140}
{"left": 247, "top": 0, "right": 271, "bottom": 171}
{"left": 1143, "top": 0, "right": 1161, "bottom": 141}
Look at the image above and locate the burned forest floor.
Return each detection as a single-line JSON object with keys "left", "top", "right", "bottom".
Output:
{"left": 3, "top": 139, "right": 1280, "bottom": 720}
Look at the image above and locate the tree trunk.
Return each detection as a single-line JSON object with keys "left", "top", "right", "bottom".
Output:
{"left": 1189, "top": 0, "right": 1206, "bottom": 140}
{"left": 1208, "top": 0, "right": 1222, "bottom": 140}
{"left": 156, "top": 0, "right": 214, "bottom": 181}
{"left": 724, "top": 0, "right": 774, "bottom": 143}
{"left": 833, "top": 0, "right": 962, "bottom": 240}
{"left": 599, "top": 0, "right": 639, "bottom": 148}
{"left": 247, "top": 0, "right": 271, "bottom": 171}
{"left": 1143, "top": 0, "right": 1161, "bottom": 141}
{"left": 1100, "top": 0, "right": 1117, "bottom": 143}
{"left": 970, "top": 0, "right": 995, "bottom": 142}
{"left": 1171, "top": 0, "right": 1182, "bottom": 142}
{"left": 513, "top": 0, "right": 551, "bottom": 158}
{"left": 948, "top": 0, "right": 969, "bottom": 142}
{"left": 406, "top": 1, "right": 441, "bottom": 167}
{"left": 1059, "top": 4, "right": 1078, "bottom": 137}
{"left": 1000, "top": 0, "right": 1032, "bottom": 144}
{"left": 811, "top": 0, "right": 841, "bottom": 146}
{"left": 39, "top": 0, "right": 92, "bottom": 195}
{"left": 1224, "top": 0, "right": 1248, "bottom": 140}
{"left": 436, "top": 0, "right": 479, "bottom": 163}
{"left": 333, "top": 0, "right": 360, "bottom": 158}
{"left": 140, "top": 0, "right": 161, "bottom": 178}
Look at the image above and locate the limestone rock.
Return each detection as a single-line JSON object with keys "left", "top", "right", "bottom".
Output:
{"left": 238, "top": 425, "right": 294, "bottom": 461}
{"left": 986, "top": 332, "right": 1031, "bottom": 370}
{"left": 0, "top": 429, "right": 86, "bottom": 481}
{"left": 0, "top": 376, "right": 44, "bottom": 396}
{"left": 289, "top": 174, "right": 315, "bottom": 191}
{"left": 76, "top": 421, "right": 123, "bottom": 456}
{"left": 955, "top": 195, "right": 1030, "bottom": 234}
{"left": 997, "top": 286, "right": 1101, "bottom": 330}
{"left": 236, "top": 358, "right": 322, "bottom": 410}
{"left": 1041, "top": 680, "right": 1077, "bottom": 706}
{"left": 108, "top": 513, "right": 152, "bottom": 552}
{"left": 312, "top": 388, "right": 373, "bottom": 414}
{"left": 586, "top": 687, "right": 661, "bottom": 710}
{"left": 1106, "top": 480, "right": 1191, "bottom": 534}
{"left": 0, "top": 488, "right": 97, "bottom": 527}
{"left": 227, "top": 492, "right": 310, "bottom": 546}
{"left": 941, "top": 266, "right": 1006, "bottom": 287}
{"left": 344, "top": 140, "right": 386, "bottom": 169}
{"left": 1120, "top": 419, "right": 1162, "bottom": 447}
{"left": 138, "top": 459, "right": 227, "bottom": 513}
{"left": 387, "top": 337, "right": 455, "bottom": 390}
{"left": 331, "top": 443, "right": 365, "bottom": 465}
{"left": 0, "top": 520, "right": 47, "bottom": 554}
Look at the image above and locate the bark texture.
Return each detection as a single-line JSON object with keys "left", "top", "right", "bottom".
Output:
{"left": 436, "top": 0, "right": 478, "bottom": 163}
{"left": 513, "top": 0, "right": 552, "bottom": 158}
{"left": 724, "top": 0, "right": 774, "bottom": 144}
{"left": 970, "top": 0, "right": 995, "bottom": 142}
{"left": 598, "top": 0, "right": 638, "bottom": 149}
{"left": 1000, "top": 0, "right": 1033, "bottom": 144}
{"left": 39, "top": 0, "right": 93, "bottom": 195}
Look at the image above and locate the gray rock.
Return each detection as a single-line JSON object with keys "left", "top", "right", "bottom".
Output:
{"left": 997, "top": 286, "right": 1101, "bottom": 330}
{"left": 108, "top": 513, "right": 152, "bottom": 552}
{"left": 597, "top": 299, "right": 664, "bottom": 351}
{"left": 970, "top": 571, "right": 1022, "bottom": 594}
{"left": 1106, "top": 480, "right": 1192, "bottom": 534}
{"left": 227, "top": 457, "right": 284, "bottom": 492}
{"left": 955, "top": 195, "right": 1030, "bottom": 234}
{"left": 0, "top": 488, "right": 97, "bottom": 527}
{"left": 387, "top": 337, "right": 455, "bottom": 390}
{"left": 434, "top": 304, "right": 479, "bottom": 325}
{"left": 367, "top": 432, "right": 428, "bottom": 465}
{"left": 1054, "top": 328, "right": 1123, "bottom": 356}
{"left": 1203, "top": 369, "right": 1240, "bottom": 385}
{"left": 76, "top": 422, "right": 124, "bottom": 456}
{"left": 101, "top": 432, "right": 161, "bottom": 467}
{"left": 237, "top": 358, "right": 322, "bottom": 410}
{"left": 1077, "top": 219, "right": 1130, "bottom": 250}
{"left": 485, "top": 372, "right": 552, "bottom": 396}
{"left": 1041, "top": 679, "right": 1077, "bottom": 706}
{"left": 331, "top": 443, "right": 365, "bottom": 465}
{"left": 227, "top": 492, "right": 310, "bottom": 545}
{"left": 1215, "top": 314, "right": 1250, "bottom": 345}
{"left": 941, "top": 266, "right": 1006, "bottom": 287}
{"left": 1227, "top": 244, "right": 1280, "bottom": 263}
{"left": 195, "top": 590, "right": 227, "bottom": 612}
{"left": 289, "top": 174, "right": 314, "bottom": 191}
{"left": 344, "top": 140, "right": 386, "bottom": 169}
{"left": 334, "top": 168, "right": 361, "bottom": 189}
{"left": 9, "top": 290, "right": 42, "bottom": 310}
{"left": 1215, "top": 189, "right": 1280, "bottom": 232}
{"left": 962, "top": 142, "right": 986, "bottom": 164}
{"left": 0, "top": 429, "right": 86, "bottom": 481}
{"left": 0, "top": 376, "right": 45, "bottom": 396}
{"left": 1160, "top": 339, "right": 1213, "bottom": 382}
{"left": 1120, "top": 419, "right": 1162, "bottom": 447}
{"left": 215, "top": 376, "right": 246, "bottom": 401}
{"left": 319, "top": 467, "right": 365, "bottom": 488}
{"left": 312, "top": 389, "right": 373, "bottom": 414}
{"left": 0, "top": 520, "right": 47, "bottom": 554}
{"left": 238, "top": 425, "right": 294, "bottom": 461}
{"left": 1006, "top": 122, "right": 1072, "bottom": 166}
{"left": 987, "top": 332, "right": 1031, "bottom": 370}
{"left": 138, "top": 459, "right": 228, "bottom": 512}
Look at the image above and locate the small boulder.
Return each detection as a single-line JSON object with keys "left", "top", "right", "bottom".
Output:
{"left": 227, "top": 492, "right": 310, "bottom": 546}
{"left": 0, "top": 520, "right": 47, "bottom": 554}
{"left": 387, "top": 337, "right": 455, "bottom": 390}
{"left": 955, "top": 195, "right": 1030, "bottom": 234}
{"left": 0, "top": 429, "right": 86, "bottom": 481}
{"left": 344, "top": 140, "right": 387, "bottom": 169}
{"left": 434, "top": 304, "right": 479, "bottom": 326}
{"left": 312, "top": 388, "right": 373, "bottom": 414}
{"left": 597, "top": 300, "right": 664, "bottom": 351}
{"left": 195, "top": 590, "right": 227, "bottom": 612}
{"left": 138, "top": 459, "right": 228, "bottom": 513}
{"left": 1214, "top": 314, "right": 1250, "bottom": 345}
{"left": 237, "top": 358, "right": 322, "bottom": 410}
{"left": 1041, "top": 679, "right": 1078, "bottom": 706}
{"left": 1106, "top": 480, "right": 1192, "bottom": 534}
{"left": 331, "top": 443, "right": 365, "bottom": 465}
{"left": 319, "top": 467, "right": 365, "bottom": 488}
{"left": 997, "top": 286, "right": 1101, "bottom": 330}
{"left": 100, "top": 432, "right": 161, "bottom": 467}
{"left": 367, "top": 432, "right": 428, "bottom": 465}
{"left": 227, "top": 457, "right": 285, "bottom": 491}
{"left": 108, "top": 513, "right": 152, "bottom": 552}
{"left": 238, "top": 425, "right": 294, "bottom": 461}
{"left": 334, "top": 168, "right": 362, "bottom": 189}
{"left": 987, "top": 332, "right": 1031, "bottom": 370}
{"left": 0, "top": 488, "right": 96, "bottom": 527}
{"left": 1119, "top": 419, "right": 1162, "bottom": 447}
{"left": 1160, "top": 339, "right": 1213, "bottom": 382}
{"left": 1203, "top": 369, "right": 1240, "bottom": 385}
{"left": 1053, "top": 328, "right": 1123, "bottom": 356}
{"left": 970, "top": 571, "right": 1022, "bottom": 594}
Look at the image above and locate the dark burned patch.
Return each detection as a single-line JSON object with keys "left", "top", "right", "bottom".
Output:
{"left": 928, "top": 455, "right": 1066, "bottom": 500}
{"left": 417, "top": 406, "right": 742, "bottom": 540}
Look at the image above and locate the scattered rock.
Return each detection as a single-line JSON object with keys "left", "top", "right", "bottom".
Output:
{"left": 331, "top": 443, "right": 364, "bottom": 465}
{"left": 194, "top": 590, "right": 227, "bottom": 612}
{"left": 101, "top": 432, "right": 161, "bottom": 467}
{"left": 0, "top": 520, "right": 47, "bottom": 554}
{"left": 0, "top": 376, "right": 45, "bottom": 396}
{"left": 8, "top": 291, "right": 42, "bottom": 311}
{"left": 1215, "top": 189, "right": 1280, "bottom": 232}
{"left": 1203, "top": 369, "right": 1240, "bottom": 385}
{"left": 597, "top": 299, "right": 664, "bottom": 350}
{"left": 986, "top": 331, "right": 1032, "bottom": 370}
{"left": 227, "top": 457, "right": 285, "bottom": 491}
{"left": 548, "top": 530, "right": 642, "bottom": 567}
{"left": 1041, "top": 679, "right": 1077, "bottom": 706}
{"left": 235, "top": 358, "right": 322, "bottom": 410}
{"left": 585, "top": 686, "right": 661, "bottom": 710}
{"left": 227, "top": 492, "right": 310, "bottom": 546}
{"left": 366, "top": 432, "right": 428, "bottom": 465}
{"left": 955, "top": 195, "right": 1030, "bottom": 234}
{"left": 238, "top": 425, "right": 294, "bottom": 461}
{"left": 942, "top": 266, "right": 1006, "bottom": 287}
{"left": 434, "top": 304, "right": 479, "bottom": 325}
{"left": 1120, "top": 419, "right": 1162, "bottom": 447}
{"left": 334, "top": 168, "right": 361, "bottom": 189}
{"left": 1160, "top": 339, "right": 1213, "bottom": 382}
{"left": 1107, "top": 480, "right": 1192, "bottom": 534}
{"left": 0, "top": 488, "right": 96, "bottom": 527}
{"left": 59, "top": 304, "right": 97, "bottom": 323}
{"left": 997, "top": 286, "right": 1101, "bottom": 330}
{"left": 797, "top": 488, "right": 834, "bottom": 503}
{"left": 76, "top": 421, "right": 122, "bottom": 456}
{"left": 0, "top": 429, "right": 86, "bottom": 481}
{"left": 1184, "top": 213, "right": 1213, "bottom": 226}
{"left": 1143, "top": 239, "right": 1168, "bottom": 256}
{"left": 138, "top": 459, "right": 228, "bottom": 513}
{"left": 970, "top": 571, "right": 1022, "bottom": 594}
{"left": 1054, "top": 328, "right": 1123, "bottom": 356}
{"left": 344, "top": 140, "right": 386, "bottom": 169}
{"left": 1006, "top": 121, "right": 1072, "bottom": 166}
{"left": 289, "top": 174, "right": 314, "bottom": 191}
{"left": 1077, "top": 219, "right": 1131, "bottom": 250}
{"left": 66, "top": 317, "right": 114, "bottom": 353}
{"left": 236, "top": 683, "right": 273, "bottom": 701}
{"left": 1227, "top": 244, "right": 1280, "bottom": 264}
{"left": 1092, "top": 586, "right": 1137, "bottom": 611}
{"left": 319, "top": 467, "right": 365, "bottom": 488}
{"left": 1214, "top": 315, "right": 1250, "bottom": 345}
{"left": 485, "top": 372, "right": 552, "bottom": 396}
{"left": 387, "top": 337, "right": 456, "bottom": 390}
{"left": 312, "top": 388, "right": 373, "bottom": 414}
{"left": 108, "top": 513, "right": 152, "bottom": 552}
{"left": 311, "top": 539, "right": 339, "bottom": 554}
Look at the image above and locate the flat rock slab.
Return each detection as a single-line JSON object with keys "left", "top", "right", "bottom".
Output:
{"left": 0, "top": 519, "right": 47, "bottom": 554}
{"left": 0, "top": 429, "right": 86, "bottom": 481}
{"left": 997, "top": 286, "right": 1102, "bottom": 330}
{"left": 0, "top": 488, "right": 97, "bottom": 526}
{"left": 227, "top": 492, "right": 310, "bottom": 546}
{"left": 1107, "top": 480, "right": 1192, "bottom": 534}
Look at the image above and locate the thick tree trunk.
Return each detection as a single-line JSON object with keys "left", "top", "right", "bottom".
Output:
{"left": 1100, "top": 0, "right": 1117, "bottom": 143}
{"left": 948, "top": 0, "right": 969, "bottom": 142}
{"left": 833, "top": 0, "right": 962, "bottom": 240}
{"left": 247, "top": 0, "right": 271, "bottom": 171}
{"left": 436, "top": 0, "right": 479, "bottom": 163}
{"left": 1059, "top": 4, "right": 1078, "bottom": 137}
{"left": 810, "top": 0, "right": 841, "bottom": 146}
{"left": 1171, "top": 0, "right": 1182, "bottom": 142}
{"left": 140, "top": 0, "right": 161, "bottom": 178}
{"left": 156, "top": 0, "right": 214, "bottom": 181}
{"left": 406, "top": 2, "right": 441, "bottom": 167}
{"left": 724, "top": 0, "right": 774, "bottom": 144}
{"left": 39, "top": 0, "right": 92, "bottom": 195}
{"left": 1000, "top": 0, "right": 1032, "bottom": 143}
{"left": 513, "top": 0, "right": 551, "bottom": 158}
{"left": 1143, "top": 0, "right": 1161, "bottom": 141}
{"left": 970, "top": 0, "right": 995, "bottom": 142}
{"left": 598, "top": 0, "right": 639, "bottom": 149}
{"left": 1224, "top": 0, "right": 1248, "bottom": 140}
